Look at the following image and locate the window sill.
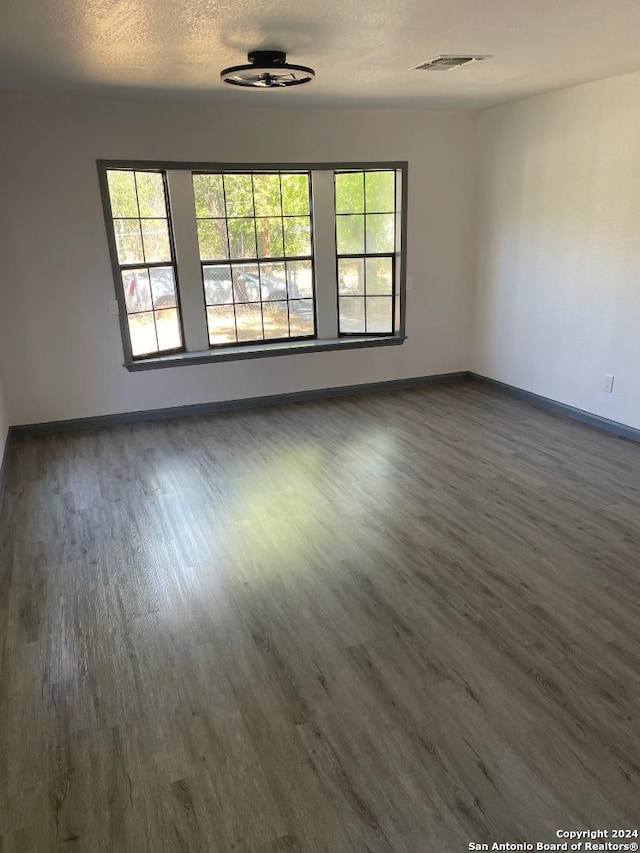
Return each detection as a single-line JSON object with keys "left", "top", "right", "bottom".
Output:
{"left": 125, "top": 335, "right": 406, "bottom": 371}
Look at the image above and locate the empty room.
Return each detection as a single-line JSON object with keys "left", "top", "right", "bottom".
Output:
{"left": 1, "top": 0, "right": 640, "bottom": 850}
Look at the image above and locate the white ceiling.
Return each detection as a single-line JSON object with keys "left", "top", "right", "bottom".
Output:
{"left": 2, "top": 0, "right": 640, "bottom": 109}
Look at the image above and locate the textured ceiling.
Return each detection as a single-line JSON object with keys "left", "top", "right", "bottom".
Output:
{"left": 2, "top": 0, "right": 640, "bottom": 108}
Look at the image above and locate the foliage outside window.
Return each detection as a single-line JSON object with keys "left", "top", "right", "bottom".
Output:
{"left": 193, "top": 172, "right": 315, "bottom": 347}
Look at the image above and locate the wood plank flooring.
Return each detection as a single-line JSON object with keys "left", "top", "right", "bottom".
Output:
{"left": 1, "top": 380, "right": 639, "bottom": 851}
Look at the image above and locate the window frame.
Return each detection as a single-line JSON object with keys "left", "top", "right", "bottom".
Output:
{"left": 98, "top": 160, "right": 408, "bottom": 369}
{"left": 98, "top": 166, "right": 186, "bottom": 362}
{"left": 193, "top": 169, "right": 318, "bottom": 349}
{"left": 334, "top": 168, "right": 398, "bottom": 338}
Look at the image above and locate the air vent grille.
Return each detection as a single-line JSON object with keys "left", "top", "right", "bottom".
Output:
{"left": 412, "top": 55, "right": 491, "bottom": 72}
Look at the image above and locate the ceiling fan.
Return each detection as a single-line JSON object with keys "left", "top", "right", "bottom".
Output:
{"left": 220, "top": 50, "right": 315, "bottom": 89}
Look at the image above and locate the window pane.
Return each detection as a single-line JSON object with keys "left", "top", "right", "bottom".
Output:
{"left": 108, "top": 171, "right": 139, "bottom": 218}
{"left": 366, "top": 214, "right": 394, "bottom": 253}
{"left": 149, "top": 267, "right": 177, "bottom": 309}
{"left": 193, "top": 174, "right": 225, "bottom": 217}
{"left": 128, "top": 312, "right": 157, "bottom": 356}
{"left": 288, "top": 299, "right": 315, "bottom": 337}
{"left": 203, "top": 265, "right": 233, "bottom": 305}
{"left": 253, "top": 174, "right": 282, "bottom": 216}
{"left": 336, "top": 215, "right": 364, "bottom": 254}
{"left": 335, "top": 172, "right": 364, "bottom": 214}
{"left": 262, "top": 301, "right": 289, "bottom": 339}
{"left": 283, "top": 216, "right": 311, "bottom": 256}
{"left": 136, "top": 172, "right": 166, "bottom": 217}
{"left": 338, "top": 258, "right": 365, "bottom": 295}
{"left": 114, "top": 219, "right": 144, "bottom": 264}
{"left": 260, "top": 263, "right": 287, "bottom": 301}
{"left": 207, "top": 305, "right": 237, "bottom": 345}
{"left": 365, "top": 256, "right": 393, "bottom": 295}
{"left": 235, "top": 303, "right": 263, "bottom": 342}
{"left": 281, "top": 174, "right": 310, "bottom": 215}
{"left": 155, "top": 308, "right": 181, "bottom": 350}
{"left": 365, "top": 171, "right": 395, "bottom": 213}
{"left": 156, "top": 308, "right": 182, "bottom": 350}
{"left": 366, "top": 296, "right": 393, "bottom": 333}
{"left": 232, "top": 264, "right": 260, "bottom": 303}
{"left": 197, "top": 220, "right": 228, "bottom": 260}
{"left": 223, "top": 174, "right": 254, "bottom": 217}
{"left": 339, "top": 296, "right": 365, "bottom": 333}
{"left": 141, "top": 219, "right": 171, "bottom": 263}
{"left": 122, "top": 268, "right": 152, "bottom": 313}
{"left": 286, "top": 260, "right": 313, "bottom": 298}
{"left": 228, "top": 218, "right": 257, "bottom": 258}
{"left": 257, "top": 218, "right": 284, "bottom": 258}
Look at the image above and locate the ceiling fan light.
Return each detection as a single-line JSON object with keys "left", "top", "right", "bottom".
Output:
{"left": 221, "top": 50, "right": 315, "bottom": 89}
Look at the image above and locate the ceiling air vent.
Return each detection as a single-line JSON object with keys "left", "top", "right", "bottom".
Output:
{"left": 411, "top": 55, "right": 491, "bottom": 72}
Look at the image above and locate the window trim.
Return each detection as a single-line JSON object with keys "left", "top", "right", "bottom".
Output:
{"left": 124, "top": 334, "right": 406, "bottom": 371}
{"left": 97, "top": 160, "right": 408, "bottom": 368}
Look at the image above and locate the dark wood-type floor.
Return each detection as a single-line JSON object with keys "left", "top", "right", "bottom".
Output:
{"left": 1, "top": 381, "right": 639, "bottom": 852}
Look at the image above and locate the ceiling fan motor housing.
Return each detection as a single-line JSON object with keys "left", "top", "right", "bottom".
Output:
{"left": 248, "top": 50, "right": 287, "bottom": 66}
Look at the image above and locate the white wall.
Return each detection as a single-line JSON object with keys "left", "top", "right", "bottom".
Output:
{"left": 472, "top": 70, "right": 640, "bottom": 430}
{"left": 0, "top": 94, "right": 476, "bottom": 425}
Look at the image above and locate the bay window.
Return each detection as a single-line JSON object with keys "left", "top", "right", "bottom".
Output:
{"left": 98, "top": 161, "right": 406, "bottom": 369}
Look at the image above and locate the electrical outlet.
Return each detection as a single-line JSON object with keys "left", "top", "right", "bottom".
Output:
{"left": 110, "top": 300, "right": 120, "bottom": 316}
{"left": 603, "top": 374, "right": 614, "bottom": 393}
